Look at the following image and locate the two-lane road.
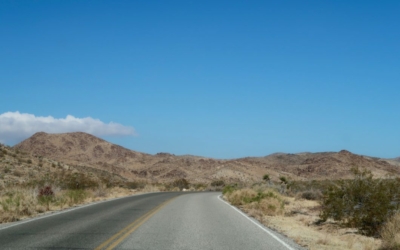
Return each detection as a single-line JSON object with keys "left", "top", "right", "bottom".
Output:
{"left": 0, "top": 192, "right": 304, "bottom": 250}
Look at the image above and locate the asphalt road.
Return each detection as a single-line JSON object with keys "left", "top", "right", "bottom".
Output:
{"left": 0, "top": 192, "right": 304, "bottom": 250}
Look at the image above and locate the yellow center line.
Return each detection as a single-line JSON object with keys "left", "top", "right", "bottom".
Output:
{"left": 94, "top": 197, "right": 177, "bottom": 250}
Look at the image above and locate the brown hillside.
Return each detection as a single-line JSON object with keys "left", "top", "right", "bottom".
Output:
{"left": 0, "top": 142, "right": 124, "bottom": 189}
{"left": 13, "top": 132, "right": 400, "bottom": 183}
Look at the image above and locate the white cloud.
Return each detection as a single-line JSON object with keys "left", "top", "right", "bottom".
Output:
{"left": 0, "top": 111, "right": 135, "bottom": 145}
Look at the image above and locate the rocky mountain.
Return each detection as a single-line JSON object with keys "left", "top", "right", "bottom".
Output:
{"left": 0, "top": 141, "right": 124, "bottom": 189}
{"left": 13, "top": 132, "right": 400, "bottom": 183}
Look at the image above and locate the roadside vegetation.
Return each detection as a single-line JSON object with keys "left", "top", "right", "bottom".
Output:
{"left": 223, "top": 167, "right": 400, "bottom": 250}
{"left": 0, "top": 144, "right": 209, "bottom": 224}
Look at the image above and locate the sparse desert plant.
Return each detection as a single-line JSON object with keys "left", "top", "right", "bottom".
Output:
{"left": 263, "top": 174, "right": 270, "bottom": 182}
{"left": 92, "top": 186, "right": 108, "bottom": 198}
{"left": 226, "top": 188, "right": 258, "bottom": 205}
{"left": 211, "top": 180, "right": 225, "bottom": 187}
{"left": 296, "top": 189, "right": 323, "bottom": 201}
{"left": 0, "top": 188, "right": 36, "bottom": 222}
{"left": 37, "top": 186, "right": 55, "bottom": 211}
{"left": 27, "top": 159, "right": 32, "bottom": 164}
{"left": 279, "top": 176, "right": 288, "bottom": 184}
{"left": 380, "top": 212, "right": 400, "bottom": 250}
{"left": 320, "top": 167, "right": 400, "bottom": 236}
{"left": 13, "top": 169, "right": 23, "bottom": 177}
{"left": 54, "top": 192, "right": 68, "bottom": 209}
{"left": 4, "top": 166, "right": 11, "bottom": 173}
{"left": 192, "top": 183, "right": 207, "bottom": 191}
{"left": 66, "top": 189, "right": 87, "bottom": 206}
{"left": 225, "top": 187, "right": 285, "bottom": 216}
{"left": 222, "top": 184, "right": 237, "bottom": 195}
{"left": 171, "top": 178, "right": 189, "bottom": 191}
{"left": 124, "top": 181, "right": 145, "bottom": 190}
{"left": 62, "top": 172, "right": 99, "bottom": 190}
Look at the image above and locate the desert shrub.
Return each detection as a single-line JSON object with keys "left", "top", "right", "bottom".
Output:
{"left": 249, "top": 196, "right": 285, "bottom": 216}
{"left": 92, "top": 186, "right": 108, "bottom": 198}
{"left": 320, "top": 167, "right": 400, "bottom": 236}
{"left": 13, "top": 170, "right": 23, "bottom": 177}
{"left": 226, "top": 188, "right": 258, "bottom": 205}
{"left": 380, "top": 212, "right": 400, "bottom": 250}
{"left": 192, "top": 183, "right": 207, "bottom": 191}
{"left": 263, "top": 174, "right": 270, "bottom": 182}
{"left": 211, "top": 180, "right": 225, "bottom": 187}
{"left": 279, "top": 176, "right": 288, "bottom": 184}
{"left": 171, "top": 178, "right": 189, "bottom": 191}
{"left": 37, "top": 186, "right": 55, "bottom": 211}
{"left": 297, "top": 189, "right": 323, "bottom": 200}
{"left": 226, "top": 188, "right": 285, "bottom": 216}
{"left": 222, "top": 184, "right": 237, "bottom": 195}
{"left": 66, "top": 189, "right": 87, "bottom": 205}
{"left": 124, "top": 181, "right": 145, "bottom": 189}
{"left": 3, "top": 166, "right": 11, "bottom": 174}
{"left": 62, "top": 173, "right": 98, "bottom": 190}
{"left": 27, "top": 159, "right": 32, "bottom": 164}
{"left": 0, "top": 188, "right": 36, "bottom": 222}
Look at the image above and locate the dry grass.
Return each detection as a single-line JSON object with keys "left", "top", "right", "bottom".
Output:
{"left": 224, "top": 187, "right": 285, "bottom": 216}
{"left": 0, "top": 186, "right": 141, "bottom": 223}
{"left": 380, "top": 212, "right": 400, "bottom": 250}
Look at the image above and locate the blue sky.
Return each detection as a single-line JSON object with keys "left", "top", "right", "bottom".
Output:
{"left": 0, "top": 0, "right": 399, "bottom": 158}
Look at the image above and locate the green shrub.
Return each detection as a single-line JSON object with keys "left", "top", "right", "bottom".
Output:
{"left": 62, "top": 173, "right": 98, "bottom": 190}
{"left": 279, "top": 176, "right": 288, "bottom": 184}
{"left": 320, "top": 167, "right": 400, "bottom": 236}
{"left": 222, "top": 184, "right": 237, "bottom": 195}
{"left": 171, "top": 178, "right": 189, "bottom": 191}
{"left": 263, "top": 174, "right": 270, "bottom": 182}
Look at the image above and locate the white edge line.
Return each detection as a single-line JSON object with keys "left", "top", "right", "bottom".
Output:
{"left": 0, "top": 191, "right": 159, "bottom": 232}
{"left": 218, "top": 195, "right": 296, "bottom": 250}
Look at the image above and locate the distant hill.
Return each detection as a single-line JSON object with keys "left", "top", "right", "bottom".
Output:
{"left": 383, "top": 157, "right": 400, "bottom": 167}
{"left": 13, "top": 132, "right": 400, "bottom": 183}
{"left": 0, "top": 141, "right": 124, "bottom": 189}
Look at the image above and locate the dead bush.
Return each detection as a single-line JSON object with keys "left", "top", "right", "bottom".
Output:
{"left": 296, "top": 189, "right": 323, "bottom": 200}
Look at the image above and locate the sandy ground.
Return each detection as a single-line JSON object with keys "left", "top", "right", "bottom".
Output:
{"left": 234, "top": 197, "right": 381, "bottom": 250}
